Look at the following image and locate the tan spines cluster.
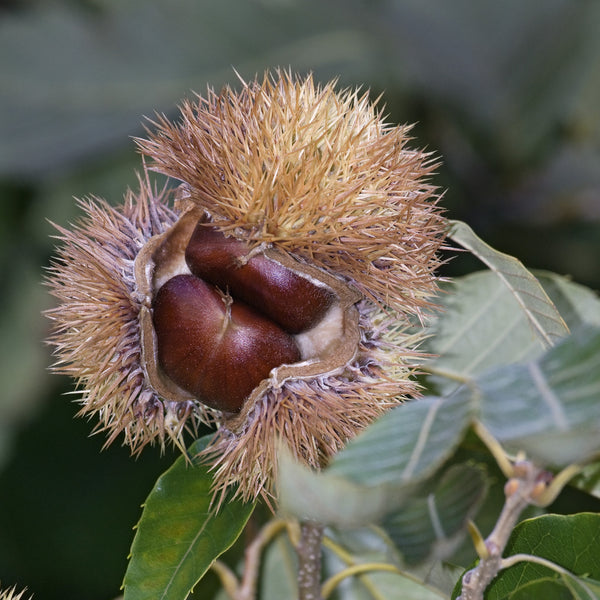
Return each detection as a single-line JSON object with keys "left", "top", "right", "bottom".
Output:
{"left": 0, "top": 585, "right": 31, "bottom": 600}
{"left": 203, "top": 303, "right": 421, "bottom": 505}
{"left": 45, "top": 179, "right": 198, "bottom": 452}
{"left": 137, "top": 71, "right": 445, "bottom": 319}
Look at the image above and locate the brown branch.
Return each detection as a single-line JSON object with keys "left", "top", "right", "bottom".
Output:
{"left": 297, "top": 520, "right": 325, "bottom": 600}
{"left": 458, "top": 460, "right": 552, "bottom": 600}
{"left": 211, "top": 518, "right": 287, "bottom": 600}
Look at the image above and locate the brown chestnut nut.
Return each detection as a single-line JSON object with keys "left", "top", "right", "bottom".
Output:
{"left": 152, "top": 274, "right": 301, "bottom": 412}
{"left": 185, "top": 223, "right": 336, "bottom": 334}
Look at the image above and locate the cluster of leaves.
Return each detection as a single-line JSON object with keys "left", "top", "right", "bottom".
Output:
{"left": 122, "top": 222, "right": 600, "bottom": 600}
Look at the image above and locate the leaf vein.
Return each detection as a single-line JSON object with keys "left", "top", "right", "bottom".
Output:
{"left": 462, "top": 312, "right": 523, "bottom": 374}
{"left": 527, "top": 361, "right": 568, "bottom": 431}
{"left": 436, "top": 283, "right": 505, "bottom": 355}
{"left": 402, "top": 397, "right": 443, "bottom": 480}
{"left": 426, "top": 492, "right": 446, "bottom": 540}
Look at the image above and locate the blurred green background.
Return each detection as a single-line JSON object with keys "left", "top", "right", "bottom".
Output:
{"left": 0, "top": 0, "right": 599, "bottom": 598}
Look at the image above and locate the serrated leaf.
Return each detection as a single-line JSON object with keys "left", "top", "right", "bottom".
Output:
{"left": 278, "top": 390, "right": 474, "bottom": 526}
{"left": 478, "top": 326, "right": 600, "bottom": 466}
{"left": 448, "top": 220, "right": 568, "bottom": 346}
{"left": 382, "top": 464, "right": 488, "bottom": 565}
{"left": 123, "top": 436, "right": 255, "bottom": 600}
{"left": 424, "top": 268, "right": 600, "bottom": 396}
{"left": 483, "top": 513, "right": 600, "bottom": 600}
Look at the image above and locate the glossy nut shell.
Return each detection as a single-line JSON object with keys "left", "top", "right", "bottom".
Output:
{"left": 185, "top": 223, "right": 336, "bottom": 334}
{"left": 152, "top": 274, "right": 301, "bottom": 412}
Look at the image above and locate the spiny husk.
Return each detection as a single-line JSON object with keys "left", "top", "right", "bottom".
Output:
{"left": 137, "top": 70, "right": 445, "bottom": 316}
{"left": 46, "top": 174, "right": 212, "bottom": 453}
{"left": 47, "top": 71, "right": 447, "bottom": 504}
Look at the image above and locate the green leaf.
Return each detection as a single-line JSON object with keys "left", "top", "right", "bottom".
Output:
{"left": 448, "top": 220, "right": 569, "bottom": 348}
{"left": 259, "top": 532, "right": 298, "bottom": 600}
{"left": 329, "top": 390, "right": 474, "bottom": 486}
{"left": 278, "top": 390, "right": 474, "bottom": 526}
{"left": 426, "top": 272, "right": 553, "bottom": 394}
{"left": 382, "top": 464, "right": 488, "bottom": 565}
{"left": 426, "top": 225, "right": 572, "bottom": 394}
{"left": 478, "top": 326, "right": 600, "bottom": 466}
{"left": 537, "top": 271, "right": 600, "bottom": 330}
{"left": 424, "top": 267, "right": 600, "bottom": 397}
{"left": 484, "top": 513, "right": 600, "bottom": 600}
{"left": 123, "top": 435, "right": 255, "bottom": 600}
{"left": 425, "top": 268, "right": 600, "bottom": 467}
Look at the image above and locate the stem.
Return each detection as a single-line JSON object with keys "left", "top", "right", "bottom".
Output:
{"left": 211, "top": 560, "right": 239, "bottom": 599}
{"left": 501, "top": 553, "right": 572, "bottom": 575}
{"left": 322, "top": 531, "right": 446, "bottom": 598}
{"left": 322, "top": 536, "right": 355, "bottom": 563}
{"left": 457, "top": 461, "right": 546, "bottom": 600}
{"left": 210, "top": 518, "right": 287, "bottom": 600}
{"left": 420, "top": 364, "right": 474, "bottom": 385}
{"left": 472, "top": 420, "right": 515, "bottom": 479}
{"left": 238, "top": 518, "right": 287, "bottom": 600}
{"left": 321, "top": 563, "right": 401, "bottom": 599}
{"left": 297, "top": 520, "right": 325, "bottom": 600}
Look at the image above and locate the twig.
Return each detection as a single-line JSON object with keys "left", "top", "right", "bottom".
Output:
{"left": 458, "top": 422, "right": 585, "bottom": 600}
{"left": 458, "top": 459, "right": 561, "bottom": 600}
{"left": 211, "top": 560, "right": 239, "bottom": 599}
{"left": 211, "top": 518, "right": 287, "bottom": 600}
{"left": 297, "top": 520, "right": 325, "bottom": 600}
{"left": 321, "top": 563, "right": 401, "bottom": 599}
{"left": 458, "top": 464, "right": 537, "bottom": 599}
{"left": 239, "top": 518, "right": 288, "bottom": 600}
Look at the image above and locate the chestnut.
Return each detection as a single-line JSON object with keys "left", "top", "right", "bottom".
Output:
{"left": 185, "top": 223, "right": 336, "bottom": 334}
{"left": 152, "top": 274, "right": 301, "bottom": 412}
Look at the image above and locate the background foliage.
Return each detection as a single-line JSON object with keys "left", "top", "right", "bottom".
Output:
{"left": 1, "top": 1, "right": 599, "bottom": 598}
